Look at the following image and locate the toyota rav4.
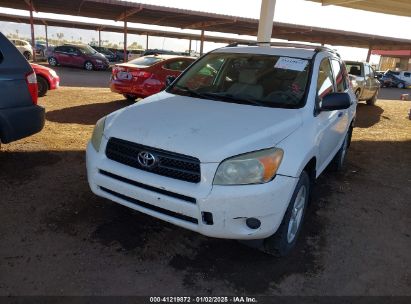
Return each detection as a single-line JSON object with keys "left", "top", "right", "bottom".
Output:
{"left": 86, "top": 43, "right": 356, "bottom": 256}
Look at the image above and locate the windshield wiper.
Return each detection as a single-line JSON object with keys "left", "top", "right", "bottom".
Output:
{"left": 172, "top": 85, "right": 213, "bottom": 100}
{"left": 205, "top": 92, "right": 266, "bottom": 107}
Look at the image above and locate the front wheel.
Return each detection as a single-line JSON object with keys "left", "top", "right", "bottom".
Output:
{"left": 397, "top": 82, "right": 405, "bottom": 89}
{"left": 261, "top": 171, "right": 310, "bottom": 256}
{"left": 332, "top": 130, "right": 351, "bottom": 171}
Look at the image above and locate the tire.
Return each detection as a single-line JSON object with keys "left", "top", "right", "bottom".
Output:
{"left": 332, "top": 130, "right": 351, "bottom": 172}
{"left": 123, "top": 94, "right": 137, "bottom": 101}
{"left": 260, "top": 171, "right": 311, "bottom": 257}
{"left": 37, "top": 76, "right": 48, "bottom": 97}
{"left": 366, "top": 88, "right": 379, "bottom": 106}
{"left": 397, "top": 82, "right": 405, "bottom": 89}
{"left": 84, "top": 61, "right": 94, "bottom": 71}
{"left": 23, "top": 51, "right": 31, "bottom": 61}
{"left": 355, "top": 89, "right": 361, "bottom": 101}
{"left": 48, "top": 57, "right": 58, "bottom": 66}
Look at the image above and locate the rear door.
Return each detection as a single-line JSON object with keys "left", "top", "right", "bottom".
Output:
{"left": 54, "top": 46, "right": 70, "bottom": 66}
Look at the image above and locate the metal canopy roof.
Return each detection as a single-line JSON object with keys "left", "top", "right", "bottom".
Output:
{"left": 1, "top": 0, "right": 411, "bottom": 50}
{"left": 307, "top": 0, "right": 411, "bottom": 18}
{"left": 0, "top": 12, "right": 252, "bottom": 44}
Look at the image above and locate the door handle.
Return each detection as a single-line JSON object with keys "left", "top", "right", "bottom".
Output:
{"left": 338, "top": 112, "right": 343, "bottom": 118}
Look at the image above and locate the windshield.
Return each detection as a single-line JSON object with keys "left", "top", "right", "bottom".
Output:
{"left": 168, "top": 52, "right": 310, "bottom": 108}
{"left": 77, "top": 45, "right": 97, "bottom": 55}
{"left": 129, "top": 56, "right": 163, "bottom": 66}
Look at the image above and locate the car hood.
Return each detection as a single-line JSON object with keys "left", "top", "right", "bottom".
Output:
{"left": 105, "top": 92, "right": 303, "bottom": 163}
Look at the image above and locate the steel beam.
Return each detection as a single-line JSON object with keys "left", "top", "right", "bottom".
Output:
{"left": 257, "top": 0, "right": 276, "bottom": 46}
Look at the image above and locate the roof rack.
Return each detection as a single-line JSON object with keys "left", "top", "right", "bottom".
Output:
{"left": 226, "top": 41, "right": 340, "bottom": 57}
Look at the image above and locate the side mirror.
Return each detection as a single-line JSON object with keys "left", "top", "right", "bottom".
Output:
{"left": 165, "top": 75, "right": 176, "bottom": 87}
{"left": 321, "top": 92, "right": 351, "bottom": 111}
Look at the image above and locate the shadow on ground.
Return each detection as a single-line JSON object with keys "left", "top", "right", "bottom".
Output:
{"left": 46, "top": 99, "right": 133, "bottom": 125}
{"left": 355, "top": 103, "right": 384, "bottom": 128}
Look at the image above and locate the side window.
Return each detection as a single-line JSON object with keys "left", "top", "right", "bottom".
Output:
{"left": 404, "top": 72, "right": 411, "bottom": 78}
{"left": 163, "top": 60, "right": 187, "bottom": 71}
{"left": 317, "top": 58, "right": 335, "bottom": 100}
{"left": 55, "top": 46, "right": 65, "bottom": 53}
{"left": 331, "top": 59, "right": 346, "bottom": 92}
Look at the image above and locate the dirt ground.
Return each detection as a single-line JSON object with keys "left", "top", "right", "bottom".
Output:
{"left": 0, "top": 87, "right": 410, "bottom": 296}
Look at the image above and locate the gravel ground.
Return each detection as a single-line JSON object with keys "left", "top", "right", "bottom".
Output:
{"left": 0, "top": 87, "right": 410, "bottom": 296}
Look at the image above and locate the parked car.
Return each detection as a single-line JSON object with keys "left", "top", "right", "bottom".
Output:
{"left": 0, "top": 33, "right": 44, "bottom": 147}
{"left": 31, "top": 63, "right": 60, "bottom": 97}
{"left": 345, "top": 61, "right": 380, "bottom": 105}
{"left": 127, "top": 49, "right": 145, "bottom": 61}
{"left": 110, "top": 55, "right": 195, "bottom": 100}
{"left": 108, "top": 48, "right": 124, "bottom": 62}
{"left": 90, "top": 46, "right": 116, "bottom": 62}
{"left": 9, "top": 38, "right": 33, "bottom": 60}
{"left": 48, "top": 44, "right": 109, "bottom": 71}
{"left": 88, "top": 43, "right": 356, "bottom": 256}
{"left": 380, "top": 72, "right": 409, "bottom": 89}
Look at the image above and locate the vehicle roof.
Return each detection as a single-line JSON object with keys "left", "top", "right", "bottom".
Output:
{"left": 214, "top": 46, "right": 319, "bottom": 59}
{"left": 145, "top": 54, "right": 195, "bottom": 60}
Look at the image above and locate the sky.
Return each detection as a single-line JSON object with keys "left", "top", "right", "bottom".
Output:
{"left": 1, "top": 0, "right": 411, "bottom": 63}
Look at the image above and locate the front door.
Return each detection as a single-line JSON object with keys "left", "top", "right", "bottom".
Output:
{"left": 315, "top": 58, "right": 348, "bottom": 171}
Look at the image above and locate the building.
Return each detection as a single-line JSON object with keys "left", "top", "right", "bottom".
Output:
{"left": 372, "top": 50, "right": 411, "bottom": 71}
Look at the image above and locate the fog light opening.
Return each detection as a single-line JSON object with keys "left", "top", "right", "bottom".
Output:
{"left": 246, "top": 218, "right": 261, "bottom": 229}
{"left": 202, "top": 212, "right": 214, "bottom": 225}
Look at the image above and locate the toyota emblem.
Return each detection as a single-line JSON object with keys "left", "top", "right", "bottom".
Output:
{"left": 137, "top": 151, "right": 157, "bottom": 169}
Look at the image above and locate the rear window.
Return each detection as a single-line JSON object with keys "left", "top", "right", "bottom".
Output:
{"left": 129, "top": 56, "right": 163, "bottom": 66}
{"left": 346, "top": 63, "right": 362, "bottom": 76}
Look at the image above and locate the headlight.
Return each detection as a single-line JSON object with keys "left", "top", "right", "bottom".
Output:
{"left": 91, "top": 117, "right": 106, "bottom": 152}
{"left": 96, "top": 59, "right": 103, "bottom": 63}
{"left": 213, "top": 148, "right": 284, "bottom": 185}
{"left": 49, "top": 69, "right": 58, "bottom": 78}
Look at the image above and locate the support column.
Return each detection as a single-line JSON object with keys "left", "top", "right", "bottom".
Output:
{"left": 200, "top": 30, "right": 205, "bottom": 56}
{"left": 257, "top": 0, "right": 276, "bottom": 46}
{"left": 146, "top": 34, "right": 149, "bottom": 50}
{"left": 29, "top": 0, "right": 36, "bottom": 61}
{"left": 123, "top": 19, "right": 128, "bottom": 62}
{"left": 188, "top": 39, "right": 192, "bottom": 54}
{"left": 45, "top": 25, "right": 48, "bottom": 49}
{"left": 98, "top": 30, "right": 101, "bottom": 47}
{"left": 366, "top": 46, "right": 372, "bottom": 63}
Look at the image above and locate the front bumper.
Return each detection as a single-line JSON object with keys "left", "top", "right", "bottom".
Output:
{"left": 86, "top": 142, "right": 298, "bottom": 240}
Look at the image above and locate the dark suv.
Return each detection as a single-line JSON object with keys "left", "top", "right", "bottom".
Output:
{"left": 48, "top": 44, "right": 109, "bottom": 71}
{"left": 0, "top": 33, "right": 45, "bottom": 146}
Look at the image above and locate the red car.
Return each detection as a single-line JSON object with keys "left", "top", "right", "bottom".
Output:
{"left": 110, "top": 55, "right": 195, "bottom": 100}
{"left": 31, "top": 63, "right": 60, "bottom": 97}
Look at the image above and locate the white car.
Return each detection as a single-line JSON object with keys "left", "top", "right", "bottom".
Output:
{"left": 10, "top": 39, "right": 34, "bottom": 60}
{"left": 87, "top": 43, "right": 356, "bottom": 256}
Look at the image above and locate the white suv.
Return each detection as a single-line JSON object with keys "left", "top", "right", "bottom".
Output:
{"left": 87, "top": 43, "right": 356, "bottom": 256}
{"left": 10, "top": 39, "right": 34, "bottom": 60}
